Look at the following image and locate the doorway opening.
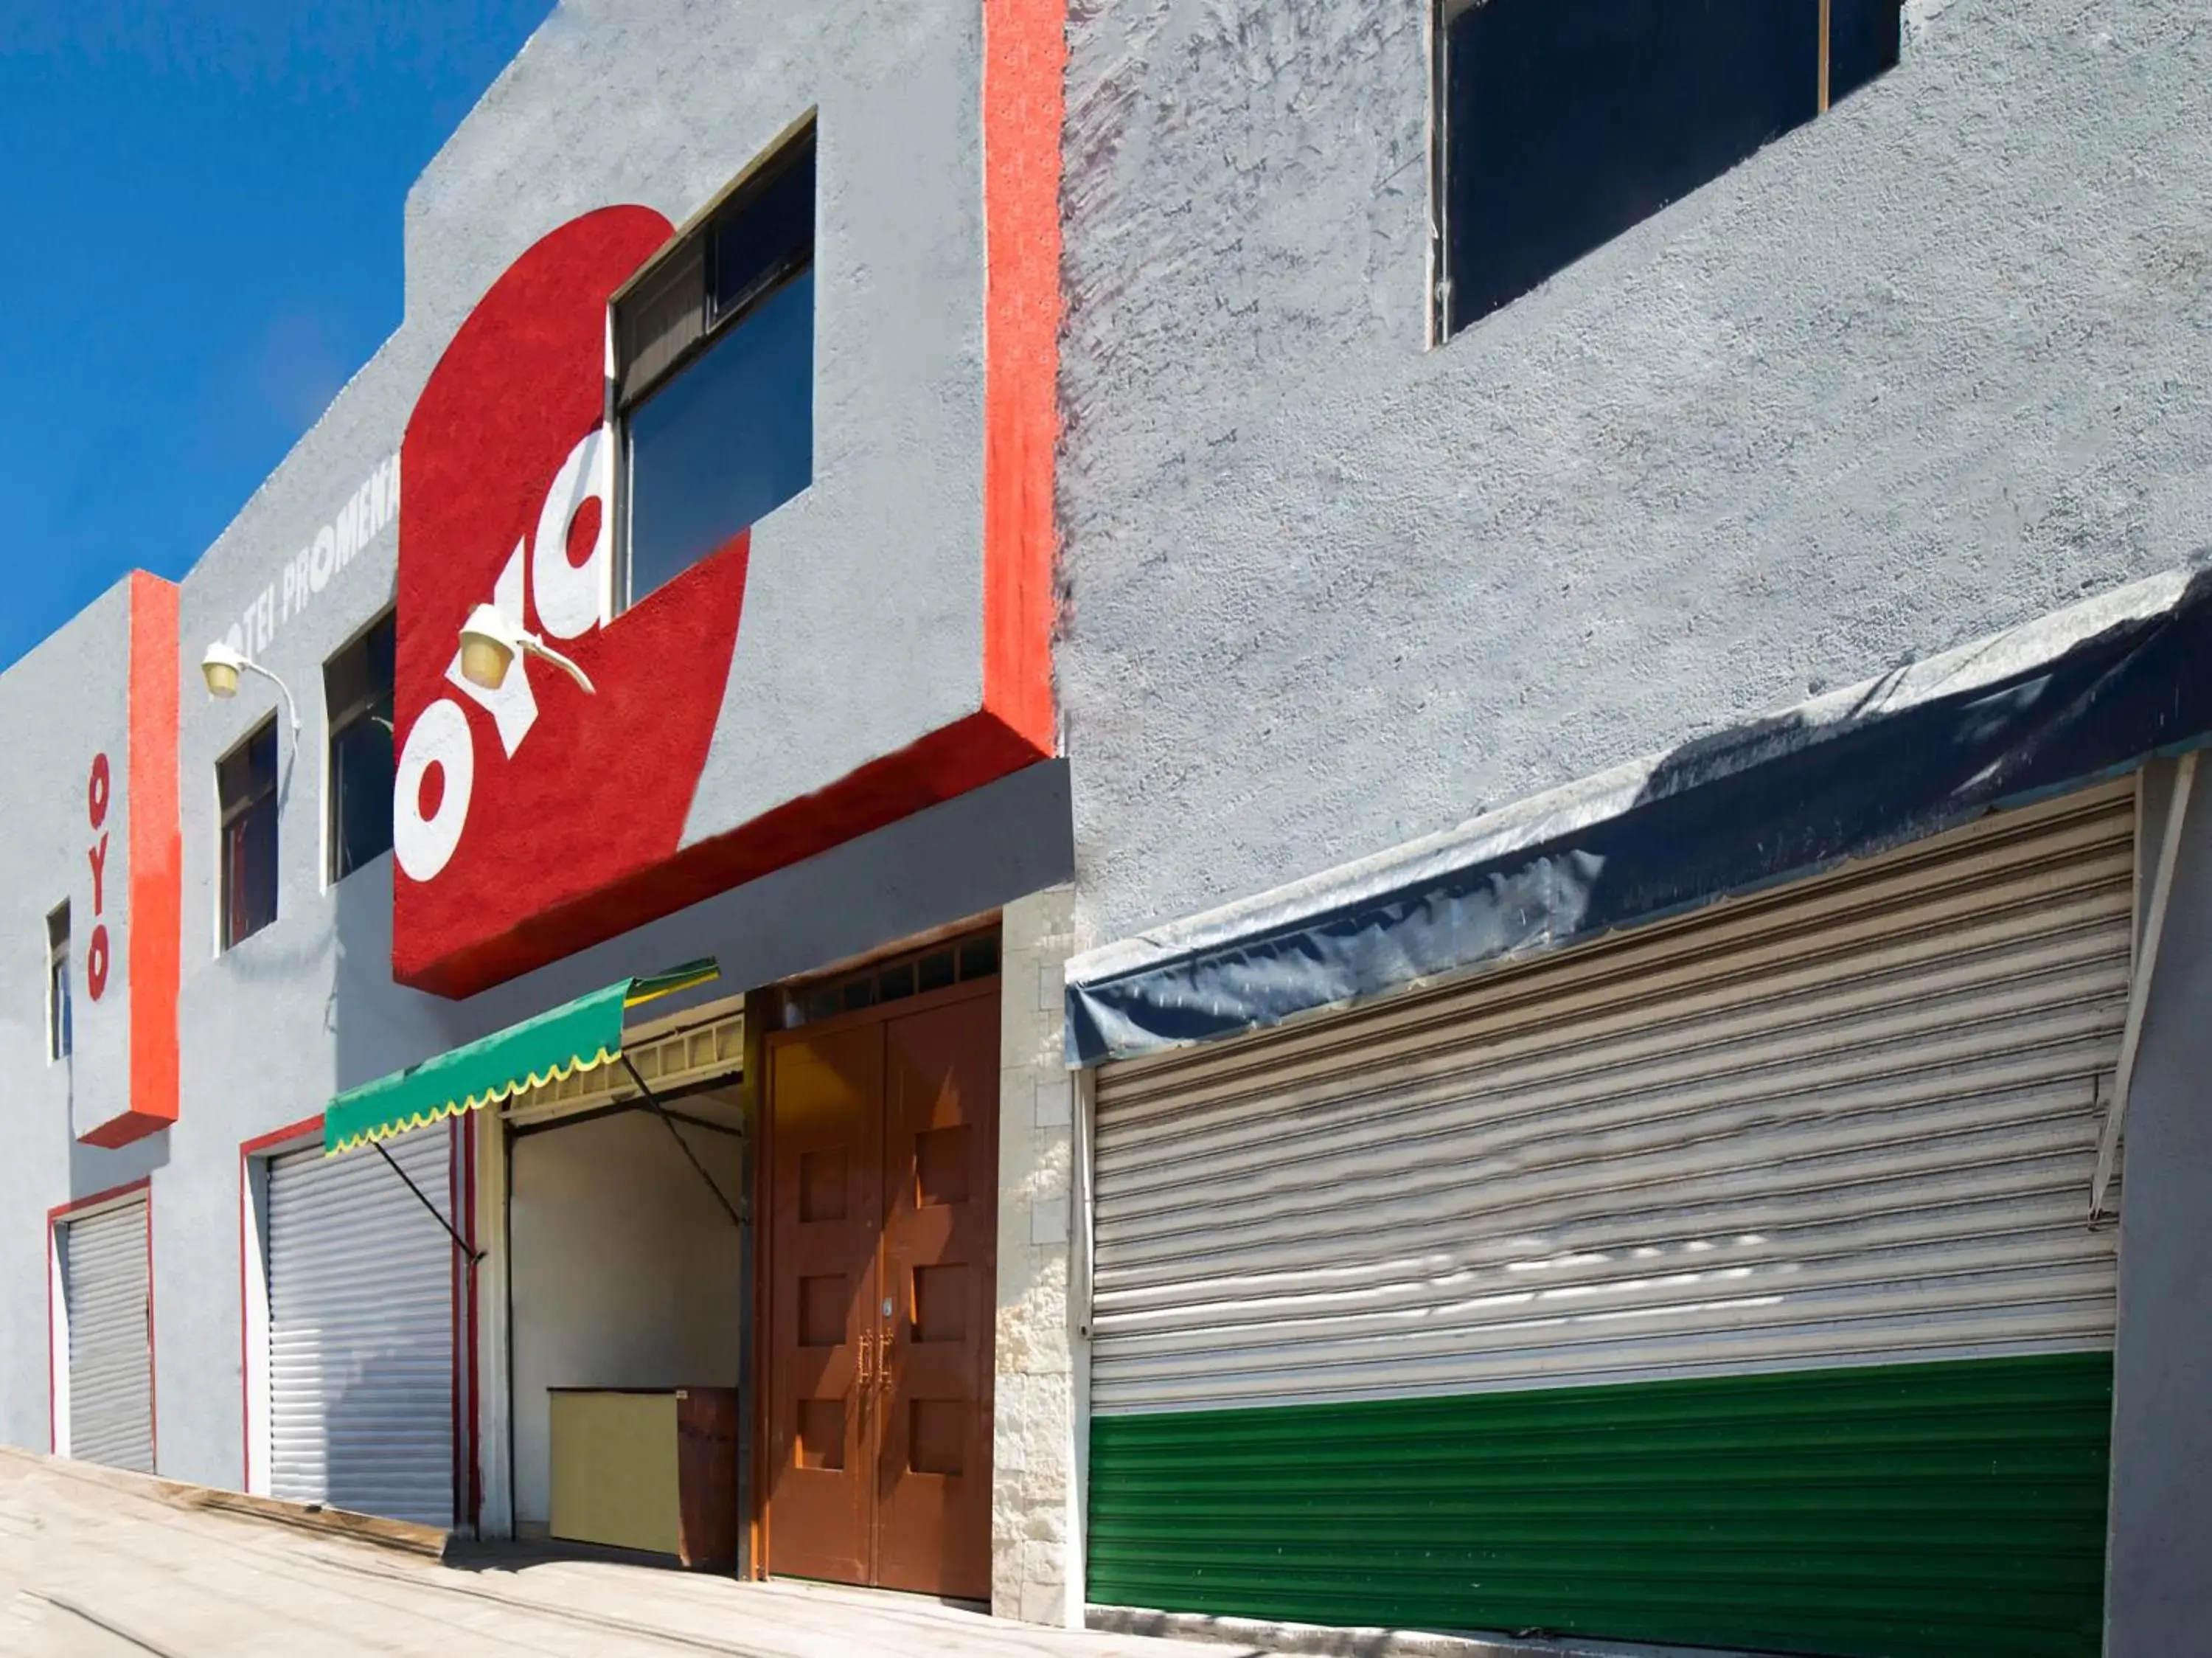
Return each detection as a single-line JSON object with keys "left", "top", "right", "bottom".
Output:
{"left": 499, "top": 1003, "right": 748, "bottom": 1567}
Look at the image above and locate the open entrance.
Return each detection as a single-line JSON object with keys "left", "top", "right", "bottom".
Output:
{"left": 501, "top": 1006, "right": 748, "bottom": 1567}
{"left": 762, "top": 937, "right": 1001, "bottom": 1600}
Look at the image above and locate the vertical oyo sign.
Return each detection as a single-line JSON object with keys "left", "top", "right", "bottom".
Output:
{"left": 77, "top": 571, "right": 181, "bottom": 1149}
{"left": 86, "top": 755, "right": 112, "bottom": 1000}
{"left": 394, "top": 207, "right": 753, "bottom": 996}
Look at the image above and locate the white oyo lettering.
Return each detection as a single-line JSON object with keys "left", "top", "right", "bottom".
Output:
{"left": 531, "top": 424, "right": 612, "bottom": 642}
{"left": 404, "top": 423, "right": 616, "bottom": 884}
{"left": 393, "top": 698, "right": 475, "bottom": 884}
{"left": 445, "top": 541, "right": 539, "bottom": 758}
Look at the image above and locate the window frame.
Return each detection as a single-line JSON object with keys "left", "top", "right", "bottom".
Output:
{"left": 216, "top": 716, "right": 281, "bottom": 953}
{"left": 608, "top": 115, "right": 818, "bottom": 612}
{"left": 46, "top": 902, "right": 70, "bottom": 1064}
{"left": 323, "top": 608, "right": 397, "bottom": 887}
{"left": 1429, "top": 0, "right": 1900, "bottom": 344}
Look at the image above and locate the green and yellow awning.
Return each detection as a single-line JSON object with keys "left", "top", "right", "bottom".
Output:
{"left": 323, "top": 960, "right": 721, "bottom": 1155}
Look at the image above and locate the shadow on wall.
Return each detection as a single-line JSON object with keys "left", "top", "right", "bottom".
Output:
{"left": 1066, "top": 563, "right": 2212, "bottom": 1063}
{"left": 1578, "top": 561, "right": 2212, "bottom": 937}
{"left": 329, "top": 851, "right": 472, "bottom": 1099}
{"left": 300, "top": 1300, "right": 459, "bottom": 1527}
{"left": 66, "top": 1084, "right": 170, "bottom": 1199}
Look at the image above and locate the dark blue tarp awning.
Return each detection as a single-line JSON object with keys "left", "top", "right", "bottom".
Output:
{"left": 1068, "top": 563, "right": 2212, "bottom": 1066}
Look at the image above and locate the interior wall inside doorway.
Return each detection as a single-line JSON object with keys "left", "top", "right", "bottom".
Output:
{"left": 509, "top": 1094, "right": 745, "bottom": 1531}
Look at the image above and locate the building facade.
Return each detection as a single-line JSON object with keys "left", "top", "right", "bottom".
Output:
{"left": 4, "top": 1, "right": 2210, "bottom": 1656}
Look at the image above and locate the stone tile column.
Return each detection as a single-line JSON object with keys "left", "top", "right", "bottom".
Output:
{"left": 992, "top": 884, "right": 1084, "bottom": 1625}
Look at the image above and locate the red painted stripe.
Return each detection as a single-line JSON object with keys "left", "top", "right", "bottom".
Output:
{"left": 145, "top": 1186, "right": 158, "bottom": 1471}
{"left": 240, "top": 1114, "right": 326, "bottom": 1160}
{"left": 981, "top": 0, "right": 1065, "bottom": 757}
{"left": 48, "top": 1178, "right": 153, "bottom": 1227}
{"left": 129, "top": 571, "right": 181, "bottom": 1134}
{"left": 462, "top": 1120, "right": 482, "bottom": 1530}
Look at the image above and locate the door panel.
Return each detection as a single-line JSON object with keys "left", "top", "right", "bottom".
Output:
{"left": 763, "top": 975, "right": 1000, "bottom": 1600}
{"left": 765, "top": 1023, "right": 883, "bottom": 1585}
{"left": 876, "top": 991, "right": 1000, "bottom": 1599}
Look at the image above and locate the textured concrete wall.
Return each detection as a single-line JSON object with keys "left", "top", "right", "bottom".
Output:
{"left": 1055, "top": 0, "right": 2212, "bottom": 949}
{"left": 0, "top": 583, "right": 139, "bottom": 1452}
{"left": 2107, "top": 756, "right": 2212, "bottom": 1655}
{"left": 992, "top": 885, "right": 1083, "bottom": 1624}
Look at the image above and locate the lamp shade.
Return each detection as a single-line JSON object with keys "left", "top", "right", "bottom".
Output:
{"left": 201, "top": 642, "right": 246, "bottom": 698}
{"left": 458, "top": 604, "right": 521, "bottom": 691}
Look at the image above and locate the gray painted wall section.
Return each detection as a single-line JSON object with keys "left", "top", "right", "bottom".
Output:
{"left": 1055, "top": 0, "right": 2212, "bottom": 951}
{"left": 0, "top": 582, "right": 142, "bottom": 1453}
{"left": 2107, "top": 758, "right": 2212, "bottom": 1655}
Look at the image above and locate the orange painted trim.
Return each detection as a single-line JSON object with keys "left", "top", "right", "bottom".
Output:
{"left": 90, "top": 573, "right": 181, "bottom": 1148}
{"left": 981, "top": 0, "right": 1065, "bottom": 757}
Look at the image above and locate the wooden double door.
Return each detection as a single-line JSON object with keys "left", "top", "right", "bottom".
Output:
{"left": 765, "top": 979, "right": 999, "bottom": 1599}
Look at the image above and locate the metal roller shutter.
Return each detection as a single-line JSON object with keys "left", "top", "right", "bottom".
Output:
{"left": 60, "top": 1197, "right": 153, "bottom": 1473}
{"left": 1088, "top": 781, "right": 2134, "bottom": 1657}
{"left": 267, "top": 1127, "right": 457, "bottom": 1526}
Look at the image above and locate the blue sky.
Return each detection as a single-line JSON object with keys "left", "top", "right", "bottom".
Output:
{"left": 0, "top": 0, "right": 556, "bottom": 670}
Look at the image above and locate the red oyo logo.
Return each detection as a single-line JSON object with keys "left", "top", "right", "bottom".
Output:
{"left": 392, "top": 206, "right": 752, "bottom": 996}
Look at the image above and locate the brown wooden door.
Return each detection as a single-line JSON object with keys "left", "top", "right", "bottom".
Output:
{"left": 765, "top": 1021, "right": 882, "bottom": 1586}
{"left": 875, "top": 991, "right": 999, "bottom": 1598}
{"left": 764, "top": 979, "right": 998, "bottom": 1598}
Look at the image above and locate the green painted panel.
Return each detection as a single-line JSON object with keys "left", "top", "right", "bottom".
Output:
{"left": 1088, "top": 1353, "right": 2111, "bottom": 1658}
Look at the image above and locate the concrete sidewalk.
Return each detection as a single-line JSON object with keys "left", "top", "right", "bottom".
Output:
{"left": 0, "top": 1451, "right": 1256, "bottom": 1658}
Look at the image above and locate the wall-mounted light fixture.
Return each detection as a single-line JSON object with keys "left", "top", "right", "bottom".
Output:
{"left": 457, "top": 604, "right": 597, "bottom": 695}
{"left": 201, "top": 642, "right": 301, "bottom": 735}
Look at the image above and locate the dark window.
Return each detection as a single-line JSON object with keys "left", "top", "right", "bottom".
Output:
{"left": 616, "top": 125, "right": 816, "bottom": 607}
{"left": 1439, "top": 0, "right": 1901, "bottom": 338}
{"left": 325, "top": 612, "right": 395, "bottom": 882}
{"left": 776, "top": 929, "right": 1001, "bottom": 1029}
{"left": 46, "top": 903, "right": 69, "bottom": 1062}
{"left": 218, "top": 719, "right": 279, "bottom": 950}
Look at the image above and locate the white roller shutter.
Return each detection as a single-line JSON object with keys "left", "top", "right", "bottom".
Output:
{"left": 268, "top": 1126, "right": 457, "bottom": 1525}
{"left": 1092, "top": 780, "right": 2135, "bottom": 1415}
{"left": 60, "top": 1196, "right": 153, "bottom": 1472}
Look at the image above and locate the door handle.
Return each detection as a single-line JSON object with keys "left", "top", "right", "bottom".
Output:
{"left": 855, "top": 1330, "right": 874, "bottom": 1389}
{"left": 875, "top": 1327, "right": 894, "bottom": 1396}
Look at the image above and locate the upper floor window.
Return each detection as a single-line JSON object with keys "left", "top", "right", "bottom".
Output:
{"left": 1437, "top": 0, "right": 1902, "bottom": 339}
{"left": 613, "top": 122, "right": 816, "bottom": 607}
{"left": 218, "top": 718, "right": 279, "bottom": 950}
{"left": 325, "top": 611, "right": 395, "bottom": 883}
{"left": 46, "top": 903, "right": 70, "bottom": 1062}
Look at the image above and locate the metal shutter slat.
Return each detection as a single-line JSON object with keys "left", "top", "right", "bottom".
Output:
{"left": 1092, "top": 783, "right": 2134, "bottom": 1415}
{"left": 61, "top": 1198, "right": 153, "bottom": 1472}
{"left": 265, "top": 1128, "right": 456, "bottom": 1526}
